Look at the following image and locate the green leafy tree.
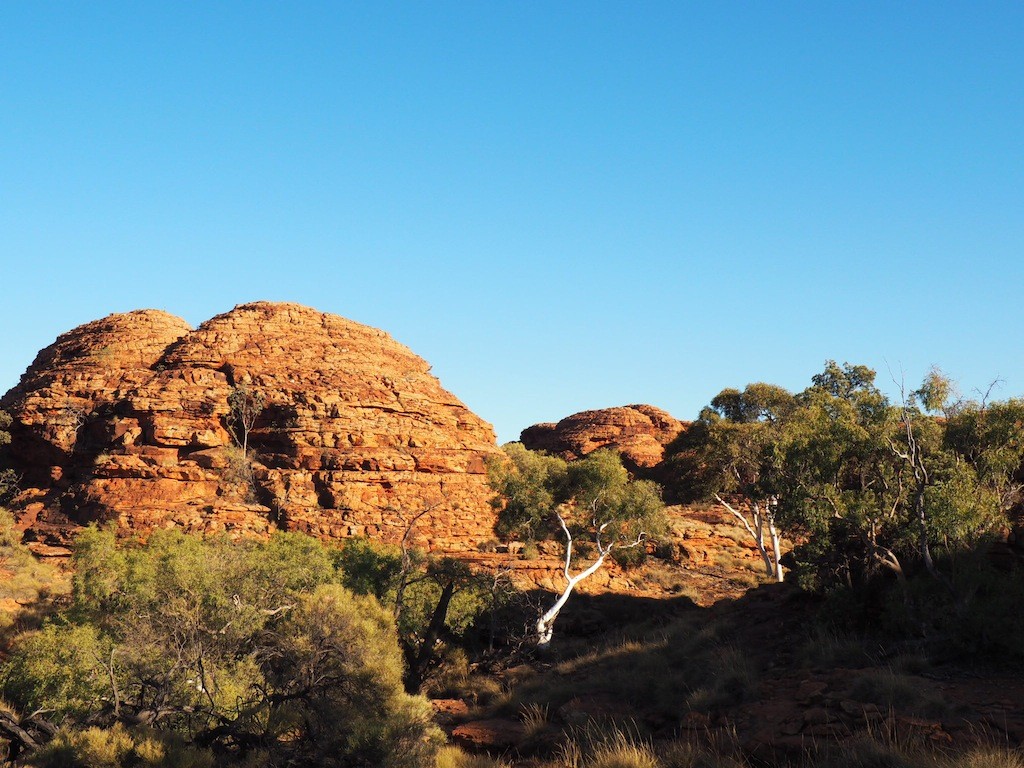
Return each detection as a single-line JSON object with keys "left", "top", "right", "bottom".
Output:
{"left": 944, "top": 395, "right": 1024, "bottom": 517}
{"left": 778, "top": 363, "right": 906, "bottom": 589}
{"left": 779, "top": 363, "right": 1008, "bottom": 598}
{"left": 336, "top": 537, "right": 490, "bottom": 692}
{"left": 669, "top": 362, "right": 1016, "bottom": 600}
{"left": 487, "top": 443, "right": 567, "bottom": 542}
{"left": 665, "top": 383, "right": 797, "bottom": 581}
{"left": 488, "top": 445, "right": 666, "bottom": 647}
{"left": 1, "top": 528, "right": 442, "bottom": 766}
{"left": 0, "top": 409, "right": 16, "bottom": 503}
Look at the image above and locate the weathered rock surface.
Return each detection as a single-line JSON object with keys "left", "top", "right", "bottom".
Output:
{"left": 2, "top": 302, "right": 501, "bottom": 550}
{"left": 451, "top": 719, "right": 525, "bottom": 749}
{"left": 520, "top": 404, "right": 686, "bottom": 473}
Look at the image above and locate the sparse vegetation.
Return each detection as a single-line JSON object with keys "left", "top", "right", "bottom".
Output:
{"left": 0, "top": 509, "right": 60, "bottom": 631}
{"left": 0, "top": 409, "right": 16, "bottom": 503}
{"left": 4, "top": 363, "right": 1024, "bottom": 766}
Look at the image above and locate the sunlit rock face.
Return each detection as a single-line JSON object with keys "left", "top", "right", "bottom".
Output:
{"left": 2, "top": 302, "right": 501, "bottom": 550}
{"left": 520, "top": 404, "right": 687, "bottom": 473}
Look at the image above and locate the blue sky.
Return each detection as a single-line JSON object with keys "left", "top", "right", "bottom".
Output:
{"left": 1, "top": 2, "right": 1021, "bottom": 443}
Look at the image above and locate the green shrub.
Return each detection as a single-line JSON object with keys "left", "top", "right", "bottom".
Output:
{"left": 266, "top": 584, "right": 444, "bottom": 766}
{"left": 2, "top": 527, "right": 442, "bottom": 766}
{"left": 610, "top": 543, "right": 647, "bottom": 569}
{"left": 0, "top": 508, "right": 57, "bottom": 628}
{"left": 26, "top": 723, "right": 216, "bottom": 768}
{"left": 435, "top": 745, "right": 511, "bottom": 768}
{"left": 1, "top": 623, "right": 107, "bottom": 718}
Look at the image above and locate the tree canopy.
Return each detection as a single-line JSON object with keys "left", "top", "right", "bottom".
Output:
{"left": 666, "top": 362, "right": 1022, "bottom": 596}
{"left": 1, "top": 527, "right": 442, "bottom": 767}
{"left": 488, "top": 444, "right": 667, "bottom": 645}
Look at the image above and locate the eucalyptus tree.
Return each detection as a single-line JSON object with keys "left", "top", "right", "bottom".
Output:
{"left": 665, "top": 383, "right": 797, "bottom": 581}
{"left": 781, "top": 363, "right": 1011, "bottom": 597}
{"left": 488, "top": 444, "right": 666, "bottom": 648}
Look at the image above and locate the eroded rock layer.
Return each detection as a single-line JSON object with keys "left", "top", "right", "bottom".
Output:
{"left": 520, "top": 404, "right": 686, "bottom": 473}
{"left": 2, "top": 302, "right": 501, "bottom": 550}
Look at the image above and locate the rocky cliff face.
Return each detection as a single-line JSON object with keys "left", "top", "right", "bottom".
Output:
{"left": 519, "top": 404, "right": 686, "bottom": 474}
{"left": 2, "top": 302, "right": 501, "bottom": 551}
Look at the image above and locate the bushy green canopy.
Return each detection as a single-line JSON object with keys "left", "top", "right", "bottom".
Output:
{"left": 1, "top": 527, "right": 442, "bottom": 767}
{"left": 488, "top": 444, "right": 667, "bottom": 566}
{"left": 665, "top": 362, "right": 1022, "bottom": 593}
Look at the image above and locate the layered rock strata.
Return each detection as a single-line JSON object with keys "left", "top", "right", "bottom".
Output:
{"left": 520, "top": 404, "right": 686, "bottom": 473}
{"left": 2, "top": 302, "right": 501, "bottom": 550}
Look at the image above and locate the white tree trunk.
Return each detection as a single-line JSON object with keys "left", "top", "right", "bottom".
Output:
{"left": 767, "top": 516, "right": 784, "bottom": 582}
{"left": 536, "top": 551, "right": 608, "bottom": 648}
{"left": 715, "top": 494, "right": 784, "bottom": 583}
{"left": 535, "top": 513, "right": 642, "bottom": 649}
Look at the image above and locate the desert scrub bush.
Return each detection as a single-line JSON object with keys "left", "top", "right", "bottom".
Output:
{"left": 512, "top": 614, "right": 755, "bottom": 720}
{"left": 801, "top": 735, "right": 918, "bottom": 768}
{"left": 848, "top": 669, "right": 949, "bottom": 718}
{"left": 0, "top": 622, "right": 108, "bottom": 718}
{"left": 682, "top": 645, "right": 759, "bottom": 712}
{"left": 800, "top": 740, "right": 1024, "bottom": 768}
{"left": 588, "top": 738, "right": 661, "bottom": 768}
{"left": 25, "top": 723, "right": 216, "bottom": 768}
{"left": 2, "top": 527, "right": 443, "bottom": 766}
{"left": 220, "top": 444, "right": 257, "bottom": 500}
{"left": 661, "top": 618, "right": 758, "bottom": 712}
{"left": 520, "top": 701, "right": 550, "bottom": 740}
{"left": 435, "top": 745, "right": 512, "bottom": 768}
{"left": 945, "top": 748, "right": 1024, "bottom": 768}
{"left": 557, "top": 725, "right": 660, "bottom": 768}
{"left": 0, "top": 509, "right": 57, "bottom": 627}
{"left": 797, "top": 625, "right": 879, "bottom": 669}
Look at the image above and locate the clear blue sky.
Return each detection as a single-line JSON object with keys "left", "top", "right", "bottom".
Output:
{"left": 1, "top": 2, "right": 1021, "bottom": 443}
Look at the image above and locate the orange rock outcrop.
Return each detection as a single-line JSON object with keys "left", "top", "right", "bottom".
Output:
{"left": 2, "top": 302, "right": 501, "bottom": 550}
{"left": 520, "top": 404, "right": 686, "bottom": 473}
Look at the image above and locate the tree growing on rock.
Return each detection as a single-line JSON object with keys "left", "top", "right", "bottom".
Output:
{"left": 488, "top": 444, "right": 666, "bottom": 648}
{"left": 226, "top": 383, "right": 265, "bottom": 456}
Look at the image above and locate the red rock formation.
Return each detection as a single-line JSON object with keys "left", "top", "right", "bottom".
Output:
{"left": 2, "top": 302, "right": 501, "bottom": 551}
{"left": 519, "top": 404, "right": 686, "bottom": 473}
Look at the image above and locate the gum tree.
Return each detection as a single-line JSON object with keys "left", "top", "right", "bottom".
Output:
{"left": 665, "top": 383, "right": 796, "bottom": 582}
{"left": 488, "top": 445, "right": 666, "bottom": 648}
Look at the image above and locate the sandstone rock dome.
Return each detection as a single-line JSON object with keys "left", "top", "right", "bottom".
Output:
{"left": 520, "top": 404, "right": 686, "bottom": 473}
{"left": 2, "top": 302, "right": 500, "bottom": 550}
